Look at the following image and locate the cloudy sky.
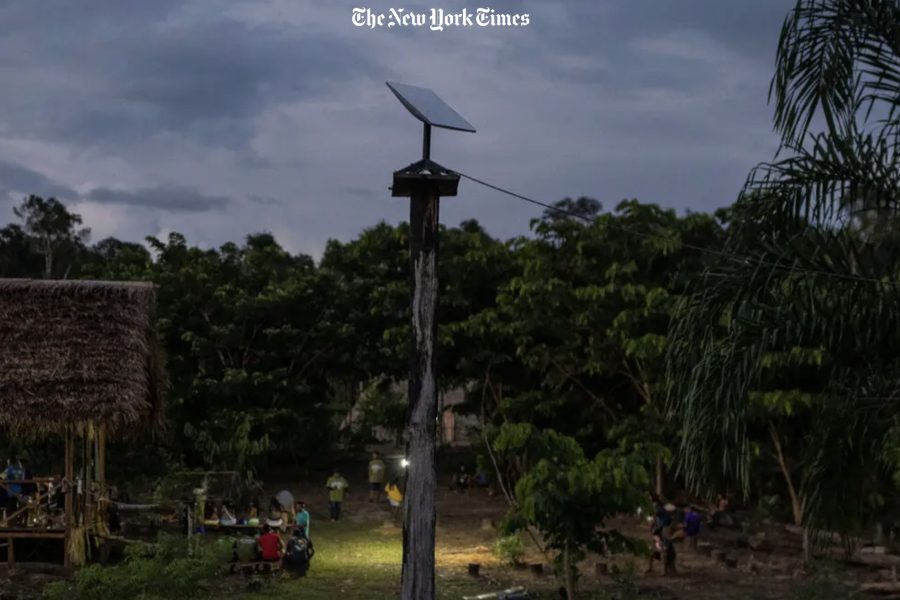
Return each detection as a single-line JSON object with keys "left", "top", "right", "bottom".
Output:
{"left": 0, "top": 0, "right": 793, "bottom": 257}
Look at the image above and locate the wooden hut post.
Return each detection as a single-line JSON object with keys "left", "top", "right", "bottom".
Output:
{"left": 97, "top": 424, "right": 106, "bottom": 485}
{"left": 64, "top": 425, "right": 74, "bottom": 568}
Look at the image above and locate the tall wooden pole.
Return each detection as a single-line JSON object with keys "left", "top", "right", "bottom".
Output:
{"left": 401, "top": 187, "right": 440, "bottom": 600}
{"left": 393, "top": 148, "right": 459, "bottom": 600}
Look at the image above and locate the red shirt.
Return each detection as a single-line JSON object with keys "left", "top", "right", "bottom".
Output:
{"left": 258, "top": 532, "right": 282, "bottom": 561}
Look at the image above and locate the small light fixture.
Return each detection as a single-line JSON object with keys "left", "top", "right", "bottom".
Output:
{"left": 401, "top": 458, "right": 410, "bottom": 468}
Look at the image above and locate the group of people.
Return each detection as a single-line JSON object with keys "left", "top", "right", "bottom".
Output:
{"left": 646, "top": 492, "right": 729, "bottom": 576}
{"left": 325, "top": 452, "right": 405, "bottom": 522}
{"left": 226, "top": 499, "right": 315, "bottom": 577}
{"left": 250, "top": 524, "right": 316, "bottom": 577}
{"left": 450, "top": 464, "right": 490, "bottom": 493}
{"left": 221, "top": 452, "right": 404, "bottom": 578}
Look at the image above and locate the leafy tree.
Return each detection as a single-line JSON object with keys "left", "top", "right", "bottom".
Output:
{"left": 493, "top": 423, "right": 649, "bottom": 600}
{"left": 465, "top": 199, "right": 721, "bottom": 498}
{"left": 146, "top": 232, "right": 336, "bottom": 472}
{"left": 13, "top": 195, "right": 90, "bottom": 278}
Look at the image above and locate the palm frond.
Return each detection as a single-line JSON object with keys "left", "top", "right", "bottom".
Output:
{"left": 772, "top": 0, "right": 900, "bottom": 147}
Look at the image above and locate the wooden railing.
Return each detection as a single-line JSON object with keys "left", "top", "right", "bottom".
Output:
{"left": 0, "top": 478, "right": 59, "bottom": 529}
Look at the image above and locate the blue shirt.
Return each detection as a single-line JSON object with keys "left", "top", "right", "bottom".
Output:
{"left": 684, "top": 511, "right": 701, "bottom": 536}
{"left": 4, "top": 466, "right": 22, "bottom": 495}
{"left": 295, "top": 509, "right": 310, "bottom": 537}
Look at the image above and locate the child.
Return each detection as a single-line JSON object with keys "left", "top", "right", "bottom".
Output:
{"left": 294, "top": 501, "right": 310, "bottom": 538}
{"left": 647, "top": 527, "right": 676, "bottom": 576}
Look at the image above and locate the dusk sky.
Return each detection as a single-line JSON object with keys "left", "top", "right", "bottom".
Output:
{"left": 0, "top": 0, "right": 793, "bottom": 257}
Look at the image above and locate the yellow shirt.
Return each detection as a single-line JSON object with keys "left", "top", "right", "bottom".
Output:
{"left": 385, "top": 484, "right": 403, "bottom": 503}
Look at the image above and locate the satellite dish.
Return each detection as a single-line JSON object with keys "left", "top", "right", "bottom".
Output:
{"left": 387, "top": 81, "right": 476, "bottom": 161}
{"left": 386, "top": 82, "right": 476, "bottom": 133}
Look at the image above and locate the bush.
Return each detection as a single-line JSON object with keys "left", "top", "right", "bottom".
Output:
{"left": 606, "top": 561, "right": 639, "bottom": 600}
{"left": 493, "top": 534, "right": 526, "bottom": 566}
{"left": 44, "top": 534, "right": 231, "bottom": 600}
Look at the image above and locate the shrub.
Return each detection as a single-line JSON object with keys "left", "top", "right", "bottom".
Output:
{"left": 493, "top": 534, "right": 526, "bottom": 565}
{"left": 44, "top": 534, "right": 231, "bottom": 600}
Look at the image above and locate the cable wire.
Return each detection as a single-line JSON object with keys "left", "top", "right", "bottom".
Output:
{"left": 454, "top": 170, "right": 900, "bottom": 288}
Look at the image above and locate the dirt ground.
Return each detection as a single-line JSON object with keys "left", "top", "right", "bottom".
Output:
{"left": 0, "top": 454, "right": 895, "bottom": 599}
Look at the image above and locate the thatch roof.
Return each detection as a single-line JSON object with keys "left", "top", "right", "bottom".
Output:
{"left": 0, "top": 279, "right": 165, "bottom": 433}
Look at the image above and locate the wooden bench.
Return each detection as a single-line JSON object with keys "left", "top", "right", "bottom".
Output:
{"left": 229, "top": 560, "right": 282, "bottom": 576}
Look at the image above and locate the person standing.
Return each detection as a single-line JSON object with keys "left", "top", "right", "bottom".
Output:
{"left": 367, "top": 452, "right": 386, "bottom": 502}
{"left": 325, "top": 469, "right": 349, "bottom": 521}
{"left": 647, "top": 527, "right": 676, "bottom": 576}
{"left": 684, "top": 505, "right": 701, "bottom": 550}
{"left": 384, "top": 478, "right": 403, "bottom": 521}
{"left": 294, "top": 501, "right": 310, "bottom": 538}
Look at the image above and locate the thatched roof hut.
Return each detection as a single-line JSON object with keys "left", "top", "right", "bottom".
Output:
{"left": 0, "top": 279, "right": 165, "bottom": 433}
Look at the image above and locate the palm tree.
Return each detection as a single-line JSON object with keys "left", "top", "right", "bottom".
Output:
{"left": 667, "top": 0, "right": 900, "bottom": 546}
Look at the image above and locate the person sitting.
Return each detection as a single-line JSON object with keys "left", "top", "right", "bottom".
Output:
{"left": 204, "top": 506, "right": 220, "bottom": 526}
{"left": 257, "top": 524, "right": 284, "bottom": 562}
{"left": 266, "top": 505, "right": 285, "bottom": 531}
{"left": 283, "top": 528, "right": 315, "bottom": 577}
{"left": 220, "top": 504, "right": 237, "bottom": 526}
{"left": 452, "top": 465, "right": 470, "bottom": 493}
{"left": 233, "top": 535, "right": 258, "bottom": 563}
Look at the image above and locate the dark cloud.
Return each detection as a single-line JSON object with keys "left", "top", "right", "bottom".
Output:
{"left": 0, "top": 4, "right": 382, "bottom": 148}
{"left": 85, "top": 185, "right": 229, "bottom": 212}
{"left": 0, "top": 161, "right": 77, "bottom": 200}
{"left": 0, "top": 0, "right": 798, "bottom": 253}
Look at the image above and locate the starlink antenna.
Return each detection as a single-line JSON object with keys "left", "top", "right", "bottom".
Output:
{"left": 386, "top": 81, "right": 476, "bottom": 160}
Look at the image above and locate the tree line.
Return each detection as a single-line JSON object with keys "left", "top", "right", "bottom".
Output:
{"left": 3, "top": 1, "right": 900, "bottom": 596}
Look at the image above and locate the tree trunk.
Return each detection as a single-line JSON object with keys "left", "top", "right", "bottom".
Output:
{"left": 768, "top": 421, "right": 803, "bottom": 526}
{"left": 400, "top": 190, "right": 440, "bottom": 600}
{"left": 43, "top": 240, "right": 53, "bottom": 279}
{"left": 655, "top": 455, "right": 664, "bottom": 497}
{"left": 563, "top": 541, "right": 576, "bottom": 600}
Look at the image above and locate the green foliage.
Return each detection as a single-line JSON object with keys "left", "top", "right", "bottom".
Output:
{"left": 667, "top": 0, "right": 900, "bottom": 540}
{"left": 43, "top": 534, "right": 231, "bottom": 600}
{"left": 493, "top": 423, "right": 649, "bottom": 597}
{"left": 493, "top": 534, "right": 526, "bottom": 566}
{"left": 13, "top": 194, "right": 90, "bottom": 277}
{"left": 349, "top": 381, "right": 407, "bottom": 447}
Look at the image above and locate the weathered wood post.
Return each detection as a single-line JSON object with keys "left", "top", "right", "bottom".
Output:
{"left": 386, "top": 81, "right": 475, "bottom": 600}
{"left": 393, "top": 156, "right": 459, "bottom": 600}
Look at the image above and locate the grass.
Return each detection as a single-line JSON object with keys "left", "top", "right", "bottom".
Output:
{"left": 223, "top": 518, "right": 562, "bottom": 600}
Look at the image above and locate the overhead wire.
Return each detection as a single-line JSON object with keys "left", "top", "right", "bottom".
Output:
{"left": 453, "top": 170, "right": 900, "bottom": 288}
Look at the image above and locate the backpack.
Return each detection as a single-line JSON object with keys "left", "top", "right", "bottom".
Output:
{"left": 287, "top": 537, "right": 309, "bottom": 561}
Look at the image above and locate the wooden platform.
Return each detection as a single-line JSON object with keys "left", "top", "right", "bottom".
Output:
{"left": 0, "top": 528, "right": 66, "bottom": 539}
{"left": 0, "top": 528, "right": 67, "bottom": 565}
